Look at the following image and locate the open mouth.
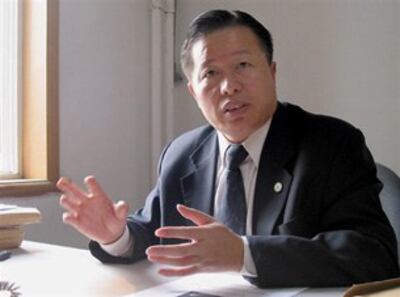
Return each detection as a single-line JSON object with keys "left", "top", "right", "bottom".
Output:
{"left": 223, "top": 102, "right": 248, "bottom": 114}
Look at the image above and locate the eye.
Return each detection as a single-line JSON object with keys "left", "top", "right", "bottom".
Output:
{"left": 238, "top": 61, "right": 251, "bottom": 69}
{"left": 202, "top": 69, "right": 217, "bottom": 79}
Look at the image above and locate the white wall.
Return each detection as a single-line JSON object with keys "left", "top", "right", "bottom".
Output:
{"left": 2, "top": 0, "right": 153, "bottom": 249}
{"left": 173, "top": 0, "right": 400, "bottom": 175}
{"left": 2, "top": 0, "right": 399, "bottom": 249}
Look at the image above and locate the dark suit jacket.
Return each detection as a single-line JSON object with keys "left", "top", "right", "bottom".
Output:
{"left": 90, "top": 102, "right": 399, "bottom": 287}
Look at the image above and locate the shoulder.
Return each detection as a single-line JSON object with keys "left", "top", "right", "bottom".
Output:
{"left": 279, "top": 102, "right": 363, "bottom": 144}
{"left": 275, "top": 102, "right": 370, "bottom": 173}
{"left": 167, "top": 124, "right": 215, "bottom": 154}
{"left": 157, "top": 124, "right": 216, "bottom": 169}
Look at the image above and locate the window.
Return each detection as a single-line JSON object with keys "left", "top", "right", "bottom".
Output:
{"left": 0, "top": 0, "right": 21, "bottom": 178}
{"left": 0, "top": 0, "right": 59, "bottom": 196}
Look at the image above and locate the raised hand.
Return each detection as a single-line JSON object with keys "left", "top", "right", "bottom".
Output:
{"left": 57, "top": 176, "right": 129, "bottom": 244}
{"left": 146, "top": 204, "right": 244, "bottom": 276}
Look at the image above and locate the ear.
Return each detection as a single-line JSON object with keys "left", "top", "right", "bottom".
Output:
{"left": 187, "top": 81, "right": 196, "bottom": 99}
{"left": 270, "top": 62, "right": 277, "bottom": 80}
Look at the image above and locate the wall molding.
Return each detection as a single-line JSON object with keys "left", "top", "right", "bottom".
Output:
{"left": 151, "top": 0, "right": 176, "bottom": 182}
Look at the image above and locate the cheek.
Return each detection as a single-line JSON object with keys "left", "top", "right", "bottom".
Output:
{"left": 197, "top": 99, "right": 221, "bottom": 125}
{"left": 197, "top": 87, "right": 218, "bottom": 108}
{"left": 248, "top": 76, "right": 275, "bottom": 98}
{"left": 191, "top": 82, "right": 222, "bottom": 117}
{"left": 199, "top": 98, "right": 218, "bottom": 117}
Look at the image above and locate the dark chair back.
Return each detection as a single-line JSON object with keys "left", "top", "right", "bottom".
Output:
{"left": 376, "top": 163, "right": 400, "bottom": 264}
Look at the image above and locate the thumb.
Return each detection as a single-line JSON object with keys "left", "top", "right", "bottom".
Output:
{"left": 114, "top": 200, "right": 129, "bottom": 220}
{"left": 177, "top": 204, "right": 215, "bottom": 226}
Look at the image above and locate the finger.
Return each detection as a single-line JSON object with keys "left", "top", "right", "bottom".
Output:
{"left": 146, "top": 242, "right": 195, "bottom": 257}
{"left": 57, "top": 177, "right": 87, "bottom": 201}
{"left": 155, "top": 226, "right": 203, "bottom": 240}
{"left": 84, "top": 176, "right": 107, "bottom": 198}
{"left": 62, "top": 191, "right": 83, "bottom": 205}
{"left": 59, "top": 194, "right": 81, "bottom": 215}
{"left": 62, "top": 211, "right": 79, "bottom": 226}
{"left": 62, "top": 213, "right": 92, "bottom": 239}
{"left": 177, "top": 204, "right": 215, "bottom": 226}
{"left": 114, "top": 200, "right": 129, "bottom": 220}
{"left": 147, "top": 254, "right": 200, "bottom": 267}
{"left": 158, "top": 266, "right": 199, "bottom": 277}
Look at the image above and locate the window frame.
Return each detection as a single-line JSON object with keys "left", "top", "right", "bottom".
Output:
{"left": 0, "top": 0, "right": 59, "bottom": 197}
{"left": 0, "top": 0, "right": 22, "bottom": 179}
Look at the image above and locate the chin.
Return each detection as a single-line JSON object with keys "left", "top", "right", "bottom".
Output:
{"left": 223, "top": 129, "right": 250, "bottom": 143}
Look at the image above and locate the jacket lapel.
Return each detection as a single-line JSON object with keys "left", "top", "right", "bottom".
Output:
{"left": 253, "top": 103, "right": 297, "bottom": 235}
{"left": 181, "top": 131, "right": 218, "bottom": 217}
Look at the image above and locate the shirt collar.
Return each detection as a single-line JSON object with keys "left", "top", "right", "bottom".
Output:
{"left": 217, "top": 119, "right": 271, "bottom": 168}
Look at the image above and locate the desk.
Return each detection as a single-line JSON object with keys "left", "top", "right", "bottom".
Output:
{"left": 0, "top": 241, "right": 346, "bottom": 296}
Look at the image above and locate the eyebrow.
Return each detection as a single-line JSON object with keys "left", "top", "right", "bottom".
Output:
{"left": 200, "top": 49, "right": 251, "bottom": 67}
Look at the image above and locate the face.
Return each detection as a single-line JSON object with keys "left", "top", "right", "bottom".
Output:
{"left": 187, "top": 26, "right": 278, "bottom": 143}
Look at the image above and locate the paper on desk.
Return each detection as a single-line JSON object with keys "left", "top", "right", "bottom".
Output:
{"left": 0, "top": 204, "right": 17, "bottom": 211}
{"left": 126, "top": 272, "right": 306, "bottom": 297}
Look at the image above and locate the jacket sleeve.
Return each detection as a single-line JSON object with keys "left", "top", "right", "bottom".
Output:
{"left": 89, "top": 185, "right": 162, "bottom": 264}
{"left": 89, "top": 144, "right": 172, "bottom": 264}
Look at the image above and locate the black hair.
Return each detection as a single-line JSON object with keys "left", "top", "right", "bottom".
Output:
{"left": 180, "top": 10, "right": 274, "bottom": 79}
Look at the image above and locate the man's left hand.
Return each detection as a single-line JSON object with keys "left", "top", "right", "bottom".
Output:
{"left": 145, "top": 204, "right": 244, "bottom": 276}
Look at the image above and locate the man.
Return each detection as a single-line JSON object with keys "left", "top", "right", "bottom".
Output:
{"left": 57, "top": 10, "right": 399, "bottom": 287}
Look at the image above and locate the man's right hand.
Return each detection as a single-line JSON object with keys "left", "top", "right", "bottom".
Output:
{"left": 57, "top": 176, "right": 129, "bottom": 245}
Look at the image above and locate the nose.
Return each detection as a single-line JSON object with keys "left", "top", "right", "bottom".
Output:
{"left": 220, "top": 74, "right": 242, "bottom": 96}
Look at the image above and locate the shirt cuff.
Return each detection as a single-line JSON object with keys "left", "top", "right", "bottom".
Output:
{"left": 240, "top": 236, "right": 257, "bottom": 277}
{"left": 99, "top": 225, "right": 133, "bottom": 257}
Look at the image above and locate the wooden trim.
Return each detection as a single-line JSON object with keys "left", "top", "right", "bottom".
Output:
{"left": 22, "top": 0, "right": 47, "bottom": 180}
{"left": 46, "top": 0, "right": 59, "bottom": 185}
{"left": 0, "top": 0, "right": 59, "bottom": 197}
{"left": 0, "top": 180, "right": 55, "bottom": 197}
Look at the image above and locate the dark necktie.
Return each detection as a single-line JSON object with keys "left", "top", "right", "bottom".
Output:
{"left": 217, "top": 144, "right": 248, "bottom": 235}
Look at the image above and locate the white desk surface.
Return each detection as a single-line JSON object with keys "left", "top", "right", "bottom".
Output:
{"left": 0, "top": 241, "right": 346, "bottom": 297}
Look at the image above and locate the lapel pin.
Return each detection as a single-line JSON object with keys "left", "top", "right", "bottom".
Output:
{"left": 273, "top": 182, "right": 283, "bottom": 193}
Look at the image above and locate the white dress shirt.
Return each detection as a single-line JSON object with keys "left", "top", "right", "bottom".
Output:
{"left": 101, "top": 120, "right": 272, "bottom": 277}
{"left": 215, "top": 120, "right": 271, "bottom": 275}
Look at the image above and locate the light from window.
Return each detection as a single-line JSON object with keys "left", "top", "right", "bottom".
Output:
{"left": 0, "top": 0, "right": 22, "bottom": 179}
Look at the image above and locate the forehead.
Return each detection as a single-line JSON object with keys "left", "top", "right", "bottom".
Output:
{"left": 190, "top": 26, "right": 265, "bottom": 67}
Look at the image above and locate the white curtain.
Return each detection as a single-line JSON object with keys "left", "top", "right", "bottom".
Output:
{"left": 0, "top": 0, "right": 21, "bottom": 177}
